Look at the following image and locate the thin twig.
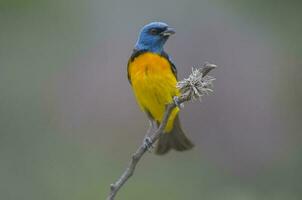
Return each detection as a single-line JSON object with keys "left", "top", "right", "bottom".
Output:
{"left": 106, "top": 63, "right": 216, "bottom": 200}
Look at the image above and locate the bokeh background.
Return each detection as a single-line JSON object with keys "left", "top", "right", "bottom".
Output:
{"left": 1, "top": 0, "right": 301, "bottom": 199}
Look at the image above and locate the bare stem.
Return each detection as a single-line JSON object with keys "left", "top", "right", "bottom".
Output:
{"left": 106, "top": 64, "right": 216, "bottom": 200}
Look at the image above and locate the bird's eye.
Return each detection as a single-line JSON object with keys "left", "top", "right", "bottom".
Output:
{"left": 149, "top": 28, "right": 158, "bottom": 35}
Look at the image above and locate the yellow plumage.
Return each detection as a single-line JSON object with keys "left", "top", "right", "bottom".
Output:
{"left": 128, "top": 52, "right": 179, "bottom": 132}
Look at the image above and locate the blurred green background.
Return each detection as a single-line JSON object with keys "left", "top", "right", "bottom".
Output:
{"left": 0, "top": 0, "right": 301, "bottom": 199}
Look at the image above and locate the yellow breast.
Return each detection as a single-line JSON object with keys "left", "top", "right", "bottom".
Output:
{"left": 128, "top": 52, "right": 180, "bottom": 132}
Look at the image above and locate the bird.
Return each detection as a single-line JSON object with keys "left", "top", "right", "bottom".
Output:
{"left": 127, "top": 22, "right": 194, "bottom": 155}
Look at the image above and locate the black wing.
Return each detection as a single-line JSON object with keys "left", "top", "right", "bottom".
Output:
{"left": 161, "top": 51, "right": 178, "bottom": 79}
{"left": 127, "top": 49, "right": 147, "bottom": 85}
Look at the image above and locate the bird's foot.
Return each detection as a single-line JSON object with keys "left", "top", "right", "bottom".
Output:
{"left": 173, "top": 96, "right": 184, "bottom": 109}
{"left": 143, "top": 137, "right": 154, "bottom": 152}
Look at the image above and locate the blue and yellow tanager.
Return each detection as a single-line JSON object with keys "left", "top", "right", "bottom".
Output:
{"left": 127, "top": 22, "right": 194, "bottom": 154}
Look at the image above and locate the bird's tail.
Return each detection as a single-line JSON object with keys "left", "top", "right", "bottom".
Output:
{"left": 155, "top": 115, "right": 194, "bottom": 155}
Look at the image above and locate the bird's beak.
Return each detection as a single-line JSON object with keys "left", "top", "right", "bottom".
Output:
{"left": 160, "top": 27, "right": 175, "bottom": 36}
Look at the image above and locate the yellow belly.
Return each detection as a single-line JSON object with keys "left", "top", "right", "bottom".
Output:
{"left": 128, "top": 52, "right": 180, "bottom": 132}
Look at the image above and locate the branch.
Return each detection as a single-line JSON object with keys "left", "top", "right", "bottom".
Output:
{"left": 106, "top": 62, "right": 217, "bottom": 200}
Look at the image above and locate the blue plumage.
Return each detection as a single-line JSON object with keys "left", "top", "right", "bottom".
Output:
{"left": 134, "top": 22, "right": 175, "bottom": 53}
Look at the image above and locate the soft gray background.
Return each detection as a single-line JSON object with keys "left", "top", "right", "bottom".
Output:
{"left": 0, "top": 0, "right": 301, "bottom": 199}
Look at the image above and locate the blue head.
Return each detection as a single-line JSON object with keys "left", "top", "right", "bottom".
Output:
{"left": 135, "top": 22, "right": 175, "bottom": 53}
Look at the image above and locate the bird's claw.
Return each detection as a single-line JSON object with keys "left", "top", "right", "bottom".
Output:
{"left": 173, "top": 96, "right": 184, "bottom": 109}
{"left": 143, "top": 137, "right": 154, "bottom": 152}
